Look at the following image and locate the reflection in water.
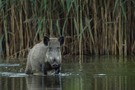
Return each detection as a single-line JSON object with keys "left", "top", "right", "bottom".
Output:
{"left": 0, "top": 75, "right": 135, "bottom": 90}
{"left": 92, "top": 76, "right": 128, "bottom": 90}
{"left": 63, "top": 75, "right": 135, "bottom": 90}
{"left": 0, "top": 75, "right": 62, "bottom": 90}
{"left": 0, "top": 77, "right": 27, "bottom": 90}
{"left": 26, "top": 75, "right": 62, "bottom": 90}
{"left": 94, "top": 76, "right": 135, "bottom": 90}
{"left": 0, "top": 56, "right": 135, "bottom": 90}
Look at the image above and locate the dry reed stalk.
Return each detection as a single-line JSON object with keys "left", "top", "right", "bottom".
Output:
{"left": 79, "top": 13, "right": 82, "bottom": 63}
{"left": 4, "top": 19, "right": 9, "bottom": 57}
{"left": 19, "top": 2, "right": 24, "bottom": 57}
{"left": 93, "top": 0, "right": 98, "bottom": 55}
{"left": 0, "top": 0, "right": 135, "bottom": 58}
{"left": 104, "top": 5, "right": 108, "bottom": 55}
{"left": 124, "top": 29, "right": 127, "bottom": 56}
{"left": 101, "top": 7, "right": 105, "bottom": 54}
{"left": 114, "top": 20, "right": 118, "bottom": 55}
{"left": 108, "top": 13, "right": 112, "bottom": 55}
{"left": 118, "top": 11, "right": 122, "bottom": 56}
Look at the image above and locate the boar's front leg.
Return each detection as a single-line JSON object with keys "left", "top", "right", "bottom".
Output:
{"left": 25, "top": 69, "right": 33, "bottom": 74}
{"left": 55, "top": 67, "right": 61, "bottom": 74}
{"left": 39, "top": 63, "right": 47, "bottom": 75}
{"left": 43, "top": 62, "right": 52, "bottom": 75}
{"left": 25, "top": 60, "right": 33, "bottom": 74}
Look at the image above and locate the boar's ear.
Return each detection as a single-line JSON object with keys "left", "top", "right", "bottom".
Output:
{"left": 58, "top": 36, "right": 64, "bottom": 46}
{"left": 43, "top": 36, "right": 50, "bottom": 46}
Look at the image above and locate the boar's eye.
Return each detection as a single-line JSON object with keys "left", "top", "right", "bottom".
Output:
{"left": 56, "top": 47, "right": 60, "bottom": 50}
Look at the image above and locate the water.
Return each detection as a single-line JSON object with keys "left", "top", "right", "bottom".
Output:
{"left": 0, "top": 56, "right": 135, "bottom": 90}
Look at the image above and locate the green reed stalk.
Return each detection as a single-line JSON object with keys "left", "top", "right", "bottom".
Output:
{"left": 0, "top": 0, "right": 134, "bottom": 58}
{"left": 0, "top": 35, "right": 4, "bottom": 57}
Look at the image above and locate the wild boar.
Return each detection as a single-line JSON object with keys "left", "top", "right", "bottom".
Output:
{"left": 25, "top": 36, "right": 64, "bottom": 75}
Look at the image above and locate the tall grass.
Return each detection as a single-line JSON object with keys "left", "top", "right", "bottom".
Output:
{"left": 0, "top": 0, "right": 135, "bottom": 58}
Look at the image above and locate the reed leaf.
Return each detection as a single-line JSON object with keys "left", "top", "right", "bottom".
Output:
{"left": 87, "top": 19, "right": 94, "bottom": 44}
{"left": 66, "top": 0, "right": 73, "bottom": 11}
{"left": 0, "top": 0, "right": 135, "bottom": 58}
{"left": 56, "top": 20, "right": 61, "bottom": 35}
{"left": 62, "top": 18, "right": 68, "bottom": 36}
{"left": 121, "top": 1, "right": 126, "bottom": 19}
{"left": 113, "top": 0, "right": 119, "bottom": 15}
{"left": 34, "top": 18, "right": 43, "bottom": 42}
{"left": 74, "top": 18, "right": 79, "bottom": 39}
{"left": 0, "top": 35, "right": 3, "bottom": 55}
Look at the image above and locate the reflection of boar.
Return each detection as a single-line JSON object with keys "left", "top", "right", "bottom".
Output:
{"left": 25, "top": 36, "right": 64, "bottom": 75}
{"left": 26, "top": 76, "right": 62, "bottom": 90}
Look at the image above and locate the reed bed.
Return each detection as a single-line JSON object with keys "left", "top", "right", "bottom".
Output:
{"left": 0, "top": 0, "right": 135, "bottom": 58}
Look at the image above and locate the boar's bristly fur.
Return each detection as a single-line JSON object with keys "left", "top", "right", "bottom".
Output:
{"left": 25, "top": 36, "right": 64, "bottom": 75}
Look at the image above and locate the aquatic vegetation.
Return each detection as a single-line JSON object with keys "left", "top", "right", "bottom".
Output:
{"left": 0, "top": 0, "right": 135, "bottom": 58}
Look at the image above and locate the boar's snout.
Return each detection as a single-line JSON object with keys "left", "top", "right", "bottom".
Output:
{"left": 51, "top": 59, "right": 60, "bottom": 69}
{"left": 52, "top": 63, "right": 59, "bottom": 68}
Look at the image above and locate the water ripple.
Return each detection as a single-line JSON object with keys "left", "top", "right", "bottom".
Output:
{"left": 0, "top": 72, "right": 27, "bottom": 77}
{"left": 0, "top": 64, "right": 20, "bottom": 67}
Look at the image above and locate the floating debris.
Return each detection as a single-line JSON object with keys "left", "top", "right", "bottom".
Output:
{"left": 94, "top": 73, "right": 106, "bottom": 77}
{"left": 96, "top": 74, "right": 106, "bottom": 76}
{"left": 0, "top": 72, "right": 27, "bottom": 77}
{"left": 0, "top": 64, "right": 20, "bottom": 67}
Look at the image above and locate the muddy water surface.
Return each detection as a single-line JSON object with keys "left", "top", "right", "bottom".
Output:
{"left": 0, "top": 56, "right": 135, "bottom": 90}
